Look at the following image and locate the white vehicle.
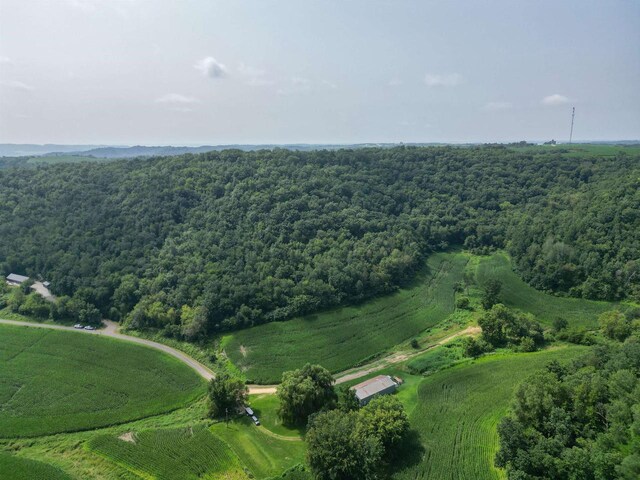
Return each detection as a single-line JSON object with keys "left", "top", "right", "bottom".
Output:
{"left": 84, "top": 325, "right": 95, "bottom": 331}
{"left": 74, "top": 324, "right": 83, "bottom": 329}
{"left": 251, "top": 415, "right": 260, "bottom": 426}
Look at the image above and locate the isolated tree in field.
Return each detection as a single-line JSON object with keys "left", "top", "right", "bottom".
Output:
{"left": 355, "top": 395, "right": 409, "bottom": 455}
{"left": 478, "top": 304, "right": 543, "bottom": 349}
{"left": 207, "top": 372, "right": 248, "bottom": 419}
{"left": 306, "top": 409, "right": 382, "bottom": 480}
{"left": 277, "top": 363, "right": 336, "bottom": 425}
{"left": 481, "top": 279, "right": 502, "bottom": 310}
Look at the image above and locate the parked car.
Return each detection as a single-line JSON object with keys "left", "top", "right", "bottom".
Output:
{"left": 251, "top": 415, "right": 260, "bottom": 426}
{"left": 244, "top": 406, "right": 254, "bottom": 416}
{"left": 84, "top": 325, "right": 95, "bottom": 331}
{"left": 74, "top": 324, "right": 83, "bottom": 329}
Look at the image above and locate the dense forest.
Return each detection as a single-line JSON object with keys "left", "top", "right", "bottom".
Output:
{"left": 0, "top": 146, "right": 638, "bottom": 338}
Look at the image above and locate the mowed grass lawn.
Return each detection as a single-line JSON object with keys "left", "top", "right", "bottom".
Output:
{"left": 0, "top": 325, "right": 205, "bottom": 437}
{"left": 393, "top": 346, "right": 585, "bottom": 480}
{"left": 475, "top": 253, "right": 612, "bottom": 329}
{"left": 0, "top": 451, "right": 71, "bottom": 480}
{"left": 89, "top": 426, "right": 249, "bottom": 480}
{"left": 211, "top": 417, "right": 307, "bottom": 479}
{"left": 225, "top": 252, "right": 469, "bottom": 383}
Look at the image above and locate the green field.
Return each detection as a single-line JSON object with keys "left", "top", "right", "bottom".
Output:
{"left": 211, "top": 417, "right": 307, "bottom": 479}
{"left": 474, "top": 253, "right": 612, "bottom": 328}
{"left": 89, "top": 426, "right": 248, "bottom": 480}
{"left": 225, "top": 252, "right": 469, "bottom": 383}
{"left": 0, "top": 325, "right": 205, "bottom": 437}
{"left": 393, "top": 346, "right": 585, "bottom": 480}
{"left": 0, "top": 451, "right": 71, "bottom": 480}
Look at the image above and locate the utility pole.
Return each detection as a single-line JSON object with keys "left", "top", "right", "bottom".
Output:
{"left": 569, "top": 107, "right": 575, "bottom": 144}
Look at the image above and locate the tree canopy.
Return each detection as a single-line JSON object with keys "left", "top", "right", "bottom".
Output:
{"left": 0, "top": 146, "right": 638, "bottom": 337}
{"left": 496, "top": 317, "right": 640, "bottom": 479}
{"left": 277, "top": 363, "right": 336, "bottom": 425}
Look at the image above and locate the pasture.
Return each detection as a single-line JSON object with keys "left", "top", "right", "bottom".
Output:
{"left": 225, "top": 252, "right": 469, "bottom": 383}
{"left": 474, "top": 253, "right": 612, "bottom": 328}
{"left": 0, "top": 325, "right": 205, "bottom": 437}
{"left": 89, "top": 426, "right": 248, "bottom": 480}
{"left": 0, "top": 451, "right": 71, "bottom": 480}
{"left": 393, "top": 346, "right": 585, "bottom": 480}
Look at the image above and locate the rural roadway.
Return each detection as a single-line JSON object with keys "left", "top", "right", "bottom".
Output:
{"left": 0, "top": 318, "right": 479, "bottom": 395}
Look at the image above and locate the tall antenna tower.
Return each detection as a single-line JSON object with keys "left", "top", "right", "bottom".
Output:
{"left": 569, "top": 107, "right": 575, "bottom": 144}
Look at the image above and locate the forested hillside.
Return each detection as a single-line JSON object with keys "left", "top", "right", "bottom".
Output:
{"left": 0, "top": 146, "right": 638, "bottom": 338}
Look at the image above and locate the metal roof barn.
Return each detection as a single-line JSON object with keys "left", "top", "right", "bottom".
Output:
{"left": 352, "top": 375, "right": 398, "bottom": 406}
{"left": 6, "top": 273, "right": 29, "bottom": 284}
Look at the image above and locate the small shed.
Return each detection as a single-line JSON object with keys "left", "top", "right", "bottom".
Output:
{"left": 351, "top": 375, "right": 398, "bottom": 406}
{"left": 6, "top": 273, "right": 29, "bottom": 286}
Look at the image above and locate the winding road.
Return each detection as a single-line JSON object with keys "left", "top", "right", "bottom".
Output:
{"left": 0, "top": 319, "right": 480, "bottom": 395}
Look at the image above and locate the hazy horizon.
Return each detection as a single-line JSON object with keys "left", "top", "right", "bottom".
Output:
{"left": 1, "top": 0, "right": 639, "bottom": 145}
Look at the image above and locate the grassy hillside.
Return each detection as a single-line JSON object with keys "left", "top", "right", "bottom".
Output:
{"left": 226, "top": 250, "right": 615, "bottom": 383}
{"left": 0, "top": 452, "right": 71, "bottom": 480}
{"left": 89, "top": 426, "right": 248, "bottom": 480}
{"left": 474, "top": 253, "right": 612, "bottom": 328}
{"left": 393, "top": 347, "right": 585, "bottom": 480}
{"left": 0, "top": 325, "right": 205, "bottom": 437}
{"left": 225, "top": 252, "right": 468, "bottom": 383}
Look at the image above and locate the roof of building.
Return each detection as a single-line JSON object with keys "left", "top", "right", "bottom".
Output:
{"left": 6, "top": 273, "right": 29, "bottom": 283}
{"left": 352, "top": 375, "right": 397, "bottom": 401}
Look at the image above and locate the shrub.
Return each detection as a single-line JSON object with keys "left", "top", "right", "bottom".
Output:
{"left": 455, "top": 296, "right": 470, "bottom": 309}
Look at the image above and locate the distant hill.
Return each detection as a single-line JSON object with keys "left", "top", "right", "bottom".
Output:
{"left": 0, "top": 144, "right": 109, "bottom": 157}
{"left": 44, "top": 143, "right": 447, "bottom": 159}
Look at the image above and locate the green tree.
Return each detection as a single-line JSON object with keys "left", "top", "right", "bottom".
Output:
{"left": 336, "top": 385, "right": 359, "bottom": 412}
{"left": 355, "top": 395, "right": 409, "bottom": 454}
{"left": 481, "top": 279, "right": 502, "bottom": 310}
{"left": 207, "top": 372, "right": 248, "bottom": 419}
{"left": 180, "top": 305, "right": 208, "bottom": 341}
{"left": 599, "top": 310, "right": 632, "bottom": 341}
{"left": 6, "top": 288, "right": 25, "bottom": 312}
{"left": 306, "top": 409, "right": 382, "bottom": 480}
{"left": 19, "top": 293, "right": 50, "bottom": 319}
{"left": 277, "top": 363, "right": 336, "bottom": 425}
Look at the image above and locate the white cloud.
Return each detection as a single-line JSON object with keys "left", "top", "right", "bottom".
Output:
{"left": 238, "top": 63, "right": 273, "bottom": 87}
{"left": 321, "top": 80, "right": 337, "bottom": 89}
{"left": 0, "top": 80, "right": 34, "bottom": 91}
{"left": 0, "top": 56, "right": 10, "bottom": 64}
{"left": 542, "top": 94, "right": 569, "bottom": 106}
{"left": 195, "top": 57, "right": 227, "bottom": 79}
{"left": 484, "top": 101, "right": 512, "bottom": 111}
{"left": 388, "top": 77, "right": 403, "bottom": 87}
{"left": 424, "top": 73, "right": 463, "bottom": 87}
{"left": 155, "top": 93, "right": 198, "bottom": 104}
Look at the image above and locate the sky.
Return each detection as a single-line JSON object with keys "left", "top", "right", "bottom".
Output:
{"left": 0, "top": 0, "right": 638, "bottom": 145}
